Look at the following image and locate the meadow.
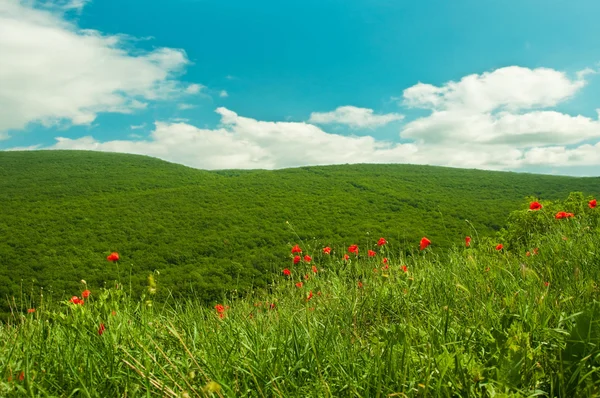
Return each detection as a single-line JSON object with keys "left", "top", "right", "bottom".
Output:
{"left": 0, "top": 190, "right": 599, "bottom": 397}
{"left": 2, "top": 151, "right": 600, "bottom": 316}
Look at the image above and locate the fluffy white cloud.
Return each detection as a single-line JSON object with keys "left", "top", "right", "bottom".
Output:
{"left": 50, "top": 108, "right": 418, "bottom": 169}
{"left": 309, "top": 106, "right": 404, "bottom": 128}
{"left": 403, "top": 66, "right": 585, "bottom": 113}
{"left": 0, "top": 0, "right": 201, "bottom": 135}
{"left": 397, "top": 66, "right": 600, "bottom": 170}
{"left": 219, "top": 90, "right": 229, "bottom": 98}
{"left": 185, "top": 84, "right": 204, "bottom": 94}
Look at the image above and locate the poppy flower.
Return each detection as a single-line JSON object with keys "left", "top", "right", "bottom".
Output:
{"left": 368, "top": 250, "right": 376, "bottom": 257}
{"left": 529, "top": 201, "right": 542, "bottom": 211}
{"left": 357, "top": 281, "right": 363, "bottom": 289}
{"left": 293, "top": 255, "right": 301, "bottom": 264}
{"left": 312, "top": 265, "right": 318, "bottom": 273}
{"left": 373, "top": 268, "right": 378, "bottom": 273}
{"left": 533, "top": 247, "right": 539, "bottom": 255}
{"left": 343, "top": 254, "right": 350, "bottom": 261}
{"left": 304, "top": 274, "right": 310, "bottom": 280}
{"left": 323, "top": 247, "right": 331, "bottom": 254}
{"left": 590, "top": 199, "right": 597, "bottom": 209}
{"left": 465, "top": 236, "right": 471, "bottom": 247}
{"left": 215, "top": 304, "right": 225, "bottom": 314}
{"left": 98, "top": 323, "right": 106, "bottom": 336}
{"left": 69, "top": 296, "right": 84, "bottom": 305}
{"left": 526, "top": 251, "right": 531, "bottom": 257}
{"left": 270, "top": 303, "right": 276, "bottom": 309}
{"left": 291, "top": 245, "right": 302, "bottom": 254}
{"left": 27, "top": 308, "right": 35, "bottom": 314}
{"left": 303, "top": 255, "right": 312, "bottom": 263}
{"left": 18, "top": 371, "right": 24, "bottom": 382}
{"left": 282, "top": 268, "right": 291, "bottom": 276}
{"left": 348, "top": 245, "right": 359, "bottom": 254}
{"left": 555, "top": 211, "right": 568, "bottom": 219}
{"left": 382, "top": 257, "right": 388, "bottom": 264}
{"left": 401, "top": 265, "right": 408, "bottom": 273}
{"left": 377, "top": 238, "right": 387, "bottom": 246}
{"left": 82, "top": 289, "right": 91, "bottom": 299}
{"left": 295, "top": 282, "right": 303, "bottom": 288}
{"left": 383, "top": 264, "right": 389, "bottom": 270}
{"left": 495, "top": 244, "right": 503, "bottom": 251}
{"left": 566, "top": 212, "right": 574, "bottom": 218}
{"left": 544, "top": 281, "right": 550, "bottom": 287}
{"left": 419, "top": 237, "right": 431, "bottom": 251}
{"left": 107, "top": 252, "right": 119, "bottom": 262}
{"left": 306, "top": 291, "right": 313, "bottom": 301}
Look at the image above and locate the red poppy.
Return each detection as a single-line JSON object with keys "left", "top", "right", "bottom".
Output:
{"left": 348, "top": 244, "right": 359, "bottom": 254}
{"left": 383, "top": 264, "right": 389, "bottom": 270}
{"left": 368, "top": 250, "right": 376, "bottom": 257}
{"left": 107, "top": 252, "right": 119, "bottom": 262}
{"left": 295, "top": 282, "right": 303, "bottom": 288}
{"left": 27, "top": 308, "right": 35, "bottom": 314}
{"left": 533, "top": 247, "right": 539, "bottom": 255}
{"left": 566, "top": 212, "right": 574, "bottom": 218}
{"left": 82, "top": 289, "right": 91, "bottom": 299}
{"left": 590, "top": 199, "right": 597, "bottom": 209}
{"left": 377, "top": 237, "right": 387, "bottom": 246}
{"left": 419, "top": 237, "right": 431, "bottom": 251}
{"left": 304, "top": 274, "right": 310, "bottom": 280}
{"left": 304, "top": 255, "right": 312, "bottom": 263}
{"left": 526, "top": 251, "right": 531, "bottom": 257}
{"left": 69, "top": 296, "right": 84, "bottom": 305}
{"left": 215, "top": 304, "right": 225, "bottom": 313}
{"left": 382, "top": 257, "right": 388, "bottom": 264}
{"left": 306, "top": 291, "right": 313, "bottom": 301}
{"left": 357, "top": 281, "right": 363, "bottom": 289}
{"left": 373, "top": 268, "right": 378, "bottom": 273}
{"left": 18, "top": 371, "right": 24, "bottom": 382}
{"left": 495, "top": 244, "right": 503, "bottom": 251}
{"left": 98, "top": 323, "right": 106, "bottom": 336}
{"left": 111, "top": 311, "right": 117, "bottom": 316}
{"left": 529, "top": 201, "right": 542, "bottom": 211}
{"left": 544, "top": 281, "right": 550, "bottom": 287}
{"left": 465, "top": 236, "right": 471, "bottom": 247}
{"left": 401, "top": 265, "right": 408, "bottom": 273}
{"left": 311, "top": 265, "right": 318, "bottom": 273}
{"left": 343, "top": 254, "right": 350, "bottom": 261}
{"left": 283, "top": 268, "right": 291, "bottom": 276}
{"left": 323, "top": 246, "right": 331, "bottom": 254}
{"left": 555, "top": 211, "right": 568, "bottom": 219}
{"left": 270, "top": 303, "right": 276, "bottom": 309}
{"left": 293, "top": 255, "right": 301, "bottom": 264}
{"left": 291, "top": 245, "right": 302, "bottom": 254}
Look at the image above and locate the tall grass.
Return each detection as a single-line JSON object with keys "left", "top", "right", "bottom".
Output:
{"left": 1, "top": 194, "right": 599, "bottom": 397}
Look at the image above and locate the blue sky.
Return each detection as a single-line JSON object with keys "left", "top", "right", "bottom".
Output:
{"left": 2, "top": 0, "right": 600, "bottom": 175}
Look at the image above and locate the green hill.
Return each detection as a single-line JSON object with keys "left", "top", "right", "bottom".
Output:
{"left": 1, "top": 150, "right": 599, "bottom": 307}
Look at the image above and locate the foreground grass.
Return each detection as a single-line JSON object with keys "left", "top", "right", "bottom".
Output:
{"left": 1, "top": 195, "right": 600, "bottom": 397}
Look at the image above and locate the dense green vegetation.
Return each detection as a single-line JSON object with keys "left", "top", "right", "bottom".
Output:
{"left": 1, "top": 151, "right": 599, "bottom": 312}
{"left": 1, "top": 192, "right": 599, "bottom": 396}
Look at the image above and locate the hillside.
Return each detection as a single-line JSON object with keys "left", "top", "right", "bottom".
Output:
{"left": 1, "top": 150, "right": 599, "bottom": 307}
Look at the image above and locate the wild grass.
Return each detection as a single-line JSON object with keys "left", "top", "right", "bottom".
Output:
{"left": 1, "top": 193, "right": 599, "bottom": 397}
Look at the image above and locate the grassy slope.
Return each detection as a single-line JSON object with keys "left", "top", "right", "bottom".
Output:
{"left": 1, "top": 151, "right": 599, "bottom": 306}
{"left": 1, "top": 193, "right": 599, "bottom": 397}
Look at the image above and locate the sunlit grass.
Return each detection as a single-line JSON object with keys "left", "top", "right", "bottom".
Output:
{"left": 1, "top": 193, "right": 599, "bottom": 397}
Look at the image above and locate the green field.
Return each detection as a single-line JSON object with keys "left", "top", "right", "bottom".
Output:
{"left": 0, "top": 180, "right": 599, "bottom": 396}
{"left": 1, "top": 150, "right": 600, "bottom": 312}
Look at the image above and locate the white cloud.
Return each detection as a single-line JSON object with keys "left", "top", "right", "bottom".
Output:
{"left": 309, "top": 106, "right": 404, "bottom": 128}
{"left": 396, "top": 65, "right": 600, "bottom": 170}
{"left": 0, "top": 0, "right": 195, "bottom": 136}
{"left": 48, "top": 107, "right": 418, "bottom": 169}
{"left": 177, "top": 103, "right": 196, "bottom": 110}
{"left": 130, "top": 123, "right": 146, "bottom": 130}
{"left": 219, "top": 90, "right": 228, "bottom": 98}
{"left": 403, "top": 66, "right": 586, "bottom": 113}
{"left": 185, "top": 84, "right": 204, "bottom": 94}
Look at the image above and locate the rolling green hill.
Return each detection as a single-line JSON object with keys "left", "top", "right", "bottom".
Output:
{"left": 1, "top": 150, "right": 599, "bottom": 307}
